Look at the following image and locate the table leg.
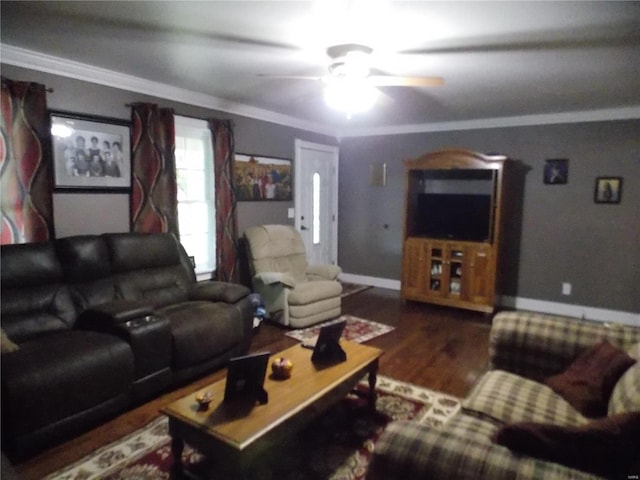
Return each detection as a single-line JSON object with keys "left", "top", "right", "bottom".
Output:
{"left": 170, "top": 435, "right": 185, "bottom": 480}
{"left": 367, "top": 359, "right": 379, "bottom": 411}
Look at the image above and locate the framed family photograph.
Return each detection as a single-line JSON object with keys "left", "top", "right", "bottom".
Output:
{"left": 50, "top": 111, "right": 131, "bottom": 191}
{"left": 235, "top": 153, "right": 292, "bottom": 201}
{"left": 594, "top": 177, "right": 623, "bottom": 204}
{"left": 543, "top": 158, "right": 568, "bottom": 185}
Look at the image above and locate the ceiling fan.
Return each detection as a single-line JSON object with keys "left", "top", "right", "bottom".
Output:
{"left": 260, "top": 43, "right": 444, "bottom": 116}
{"left": 261, "top": 43, "right": 444, "bottom": 87}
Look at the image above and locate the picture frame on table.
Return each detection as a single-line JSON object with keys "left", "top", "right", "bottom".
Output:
{"left": 594, "top": 177, "right": 623, "bottom": 204}
{"left": 50, "top": 111, "right": 131, "bottom": 192}
{"left": 234, "top": 153, "right": 292, "bottom": 201}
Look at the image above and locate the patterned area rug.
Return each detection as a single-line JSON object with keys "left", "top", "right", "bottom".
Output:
{"left": 45, "top": 376, "right": 460, "bottom": 480}
{"left": 285, "top": 315, "right": 394, "bottom": 344}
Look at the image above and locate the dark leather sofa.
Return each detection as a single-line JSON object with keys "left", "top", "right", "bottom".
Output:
{"left": 1, "top": 232, "right": 254, "bottom": 461}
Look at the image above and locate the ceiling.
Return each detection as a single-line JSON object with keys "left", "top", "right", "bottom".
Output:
{"left": 2, "top": 1, "right": 639, "bottom": 136}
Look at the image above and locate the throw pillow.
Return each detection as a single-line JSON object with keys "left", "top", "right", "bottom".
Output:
{"left": 544, "top": 340, "right": 636, "bottom": 417}
{"left": 609, "top": 343, "right": 640, "bottom": 415}
{"left": 494, "top": 411, "right": 640, "bottom": 478}
{"left": 0, "top": 328, "right": 19, "bottom": 354}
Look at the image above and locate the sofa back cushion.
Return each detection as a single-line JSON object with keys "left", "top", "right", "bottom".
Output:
{"left": 55, "top": 235, "right": 118, "bottom": 310}
{"left": 103, "top": 233, "right": 195, "bottom": 308}
{"left": 0, "top": 242, "right": 76, "bottom": 342}
{"left": 244, "top": 225, "right": 308, "bottom": 282}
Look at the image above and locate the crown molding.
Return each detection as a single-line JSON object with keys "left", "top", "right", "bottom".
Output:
{"left": 0, "top": 44, "right": 336, "bottom": 137}
{"left": 338, "top": 106, "right": 640, "bottom": 138}
{"left": 3, "top": 44, "right": 639, "bottom": 140}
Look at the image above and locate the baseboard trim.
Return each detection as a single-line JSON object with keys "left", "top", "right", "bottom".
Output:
{"left": 339, "top": 273, "right": 401, "bottom": 291}
{"left": 498, "top": 296, "right": 640, "bottom": 327}
{"left": 339, "top": 273, "right": 639, "bottom": 327}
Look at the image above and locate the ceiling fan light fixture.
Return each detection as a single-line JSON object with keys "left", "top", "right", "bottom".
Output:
{"left": 324, "top": 78, "right": 378, "bottom": 117}
{"left": 328, "top": 45, "right": 372, "bottom": 80}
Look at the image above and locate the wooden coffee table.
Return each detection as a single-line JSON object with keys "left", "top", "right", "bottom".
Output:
{"left": 162, "top": 340, "right": 383, "bottom": 478}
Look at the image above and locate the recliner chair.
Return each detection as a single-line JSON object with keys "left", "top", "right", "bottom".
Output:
{"left": 244, "top": 224, "right": 342, "bottom": 329}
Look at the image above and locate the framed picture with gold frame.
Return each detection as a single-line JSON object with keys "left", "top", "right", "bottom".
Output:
{"left": 234, "top": 154, "right": 292, "bottom": 201}
{"left": 594, "top": 177, "right": 623, "bottom": 204}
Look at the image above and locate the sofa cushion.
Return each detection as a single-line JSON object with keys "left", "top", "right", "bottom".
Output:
{"left": 1, "top": 330, "right": 134, "bottom": 437}
{"left": 115, "top": 267, "right": 191, "bottom": 307}
{"left": 244, "top": 225, "right": 308, "bottom": 281}
{"left": 544, "top": 340, "right": 636, "bottom": 417}
{"left": 462, "top": 370, "right": 588, "bottom": 426}
{"left": 288, "top": 280, "right": 342, "bottom": 305}
{"left": 159, "top": 301, "right": 244, "bottom": 369}
{"left": 1, "top": 242, "right": 77, "bottom": 342}
{"left": 55, "top": 235, "right": 118, "bottom": 309}
{"left": 494, "top": 411, "right": 640, "bottom": 478}
{"left": 189, "top": 281, "right": 251, "bottom": 304}
{"left": 369, "top": 415, "right": 600, "bottom": 480}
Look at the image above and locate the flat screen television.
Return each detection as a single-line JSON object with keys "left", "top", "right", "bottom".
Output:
{"left": 416, "top": 193, "right": 492, "bottom": 242}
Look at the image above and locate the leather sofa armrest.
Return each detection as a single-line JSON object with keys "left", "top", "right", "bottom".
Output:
{"left": 306, "top": 264, "right": 342, "bottom": 280}
{"left": 253, "top": 272, "right": 297, "bottom": 288}
{"left": 78, "top": 300, "right": 153, "bottom": 327}
{"left": 189, "top": 281, "right": 250, "bottom": 303}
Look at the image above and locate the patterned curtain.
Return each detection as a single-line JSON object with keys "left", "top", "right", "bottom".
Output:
{"left": 209, "top": 119, "right": 239, "bottom": 283}
{"left": 130, "top": 103, "right": 178, "bottom": 235}
{"left": 0, "top": 78, "right": 54, "bottom": 244}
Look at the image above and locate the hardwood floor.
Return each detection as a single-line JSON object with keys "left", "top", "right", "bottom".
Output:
{"left": 14, "top": 287, "right": 491, "bottom": 480}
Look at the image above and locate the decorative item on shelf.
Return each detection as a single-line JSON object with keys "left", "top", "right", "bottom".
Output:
{"left": 543, "top": 158, "right": 569, "bottom": 185}
{"left": 594, "top": 177, "right": 623, "bottom": 204}
{"left": 195, "top": 391, "right": 213, "bottom": 410}
{"left": 271, "top": 357, "right": 293, "bottom": 379}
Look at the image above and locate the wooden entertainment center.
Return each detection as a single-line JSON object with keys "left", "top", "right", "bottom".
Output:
{"left": 401, "top": 149, "right": 511, "bottom": 313}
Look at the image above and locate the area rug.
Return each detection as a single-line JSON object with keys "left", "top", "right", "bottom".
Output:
{"left": 340, "top": 282, "right": 373, "bottom": 298}
{"left": 44, "top": 376, "right": 460, "bottom": 480}
{"left": 285, "top": 315, "right": 394, "bottom": 344}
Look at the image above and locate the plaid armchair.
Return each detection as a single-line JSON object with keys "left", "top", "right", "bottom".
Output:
{"left": 367, "top": 311, "right": 640, "bottom": 480}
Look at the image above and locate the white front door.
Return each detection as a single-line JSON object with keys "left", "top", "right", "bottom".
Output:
{"left": 294, "top": 140, "right": 339, "bottom": 266}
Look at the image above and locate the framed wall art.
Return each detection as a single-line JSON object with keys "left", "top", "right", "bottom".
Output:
{"left": 594, "top": 177, "right": 623, "bottom": 204}
{"left": 235, "top": 153, "right": 292, "bottom": 201}
{"left": 50, "top": 111, "right": 131, "bottom": 191}
{"left": 543, "top": 158, "right": 568, "bottom": 185}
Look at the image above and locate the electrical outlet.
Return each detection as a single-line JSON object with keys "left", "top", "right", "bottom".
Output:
{"left": 562, "top": 282, "right": 572, "bottom": 295}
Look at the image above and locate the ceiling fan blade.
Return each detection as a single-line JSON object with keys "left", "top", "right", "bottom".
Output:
{"left": 368, "top": 76, "right": 444, "bottom": 87}
{"left": 398, "top": 27, "right": 640, "bottom": 55}
{"left": 257, "top": 74, "right": 323, "bottom": 81}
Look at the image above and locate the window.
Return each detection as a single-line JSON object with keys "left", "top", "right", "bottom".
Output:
{"left": 174, "top": 116, "right": 215, "bottom": 276}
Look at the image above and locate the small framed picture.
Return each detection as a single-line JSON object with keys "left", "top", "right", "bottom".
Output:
{"left": 594, "top": 177, "right": 623, "bottom": 204}
{"left": 543, "top": 159, "right": 568, "bottom": 185}
{"left": 50, "top": 111, "right": 131, "bottom": 192}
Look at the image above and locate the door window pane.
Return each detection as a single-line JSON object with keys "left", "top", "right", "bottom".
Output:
{"left": 313, "top": 172, "right": 320, "bottom": 244}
